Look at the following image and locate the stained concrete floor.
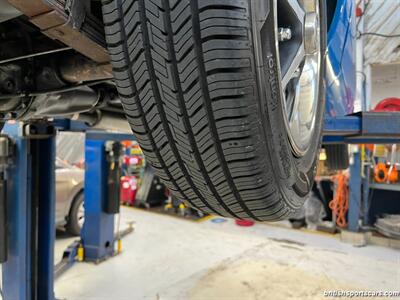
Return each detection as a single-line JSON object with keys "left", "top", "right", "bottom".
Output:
{"left": 52, "top": 207, "right": 400, "bottom": 300}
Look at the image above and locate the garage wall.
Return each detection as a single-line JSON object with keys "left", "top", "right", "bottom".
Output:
{"left": 370, "top": 64, "right": 400, "bottom": 108}
{"left": 363, "top": 0, "right": 400, "bottom": 65}
{"left": 56, "top": 132, "right": 85, "bottom": 164}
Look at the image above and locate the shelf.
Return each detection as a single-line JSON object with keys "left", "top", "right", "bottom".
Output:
{"left": 370, "top": 183, "right": 400, "bottom": 192}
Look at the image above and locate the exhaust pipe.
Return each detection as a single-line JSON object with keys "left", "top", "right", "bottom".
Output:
{"left": 59, "top": 55, "right": 113, "bottom": 83}
{"left": 23, "top": 86, "right": 100, "bottom": 119}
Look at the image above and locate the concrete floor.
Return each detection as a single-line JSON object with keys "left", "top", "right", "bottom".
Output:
{"left": 52, "top": 207, "right": 400, "bottom": 300}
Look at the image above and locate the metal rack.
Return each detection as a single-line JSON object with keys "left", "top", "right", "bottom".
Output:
{"left": 324, "top": 112, "right": 400, "bottom": 232}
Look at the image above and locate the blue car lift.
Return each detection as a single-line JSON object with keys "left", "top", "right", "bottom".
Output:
{"left": 324, "top": 112, "right": 400, "bottom": 232}
{"left": 81, "top": 131, "right": 135, "bottom": 263}
{"left": 1, "top": 122, "right": 57, "bottom": 300}
{"left": 324, "top": 112, "right": 400, "bottom": 144}
{"left": 0, "top": 121, "right": 135, "bottom": 300}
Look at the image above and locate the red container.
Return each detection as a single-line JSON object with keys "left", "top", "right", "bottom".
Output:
{"left": 120, "top": 176, "right": 138, "bottom": 206}
{"left": 235, "top": 219, "right": 255, "bottom": 227}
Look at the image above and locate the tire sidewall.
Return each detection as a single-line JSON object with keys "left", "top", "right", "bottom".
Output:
{"left": 251, "top": 0, "right": 327, "bottom": 210}
{"left": 67, "top": 192, "right": 84, "bottom": 236}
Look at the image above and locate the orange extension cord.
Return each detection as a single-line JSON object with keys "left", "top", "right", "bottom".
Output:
{"left": 329, "top": 172, "right": 349, "bottom": 228}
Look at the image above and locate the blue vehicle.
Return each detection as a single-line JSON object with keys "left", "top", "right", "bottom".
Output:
{"left": 326, "top": 0, "right": 357, "bottom": 117}
{"left": 0, "top": 0, "right": 355, "bottom": 220}
{"left": 324, "top": 0, "right": 356, "bottom": 170}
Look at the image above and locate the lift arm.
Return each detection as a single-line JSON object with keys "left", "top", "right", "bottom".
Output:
{"left": 323, "top": 112, "right": 400, "bottom": 144}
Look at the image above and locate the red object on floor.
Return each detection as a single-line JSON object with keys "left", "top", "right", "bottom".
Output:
{"left": 235, "top": 219, "right": 255, "bottom": 227}
{"left": 120, "top": 176, "right": 138, "bottom": 206}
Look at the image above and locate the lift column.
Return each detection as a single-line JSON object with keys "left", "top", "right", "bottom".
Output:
{"left": 1, "top": 122, "right": 56, "bottom": 300}
{"left": 82, "top": 131, "right": 133, "bottom": 262}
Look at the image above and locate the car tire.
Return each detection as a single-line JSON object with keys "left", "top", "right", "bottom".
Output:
{"left": 66, "top": 192, "right": 84, "bottom": 236}
{"left": 102, "top": 0, "right": 326, "bottom": 221}
{"left": 325, "top": 144, "right": 349, "bottom": 171}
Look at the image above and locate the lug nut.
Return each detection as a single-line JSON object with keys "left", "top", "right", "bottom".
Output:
{"left": 278, "top": 27, "right": 292, "bottom": 42}
{"left": 293, "top": 68, "right": 301, "bottom": 78}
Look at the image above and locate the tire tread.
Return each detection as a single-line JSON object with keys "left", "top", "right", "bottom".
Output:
{"left": 102, "top": 0, "right": 291, "bottom": 220}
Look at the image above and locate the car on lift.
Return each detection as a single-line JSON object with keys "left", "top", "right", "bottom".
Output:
{"left": 55, "top": 158, "right": 84, "bottom": 236}
{"left": 0, "top": 0, "right": 355, "bottom": 221}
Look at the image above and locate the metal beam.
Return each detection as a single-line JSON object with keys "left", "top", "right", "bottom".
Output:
{"left": 323, "top": 112, "right": 400, "bottom": 144}
{"left": 348, "top": 151, "right": 362, "bottom": 232}
{"left": 7, "top": 0, "right": 109, "bottom": 63}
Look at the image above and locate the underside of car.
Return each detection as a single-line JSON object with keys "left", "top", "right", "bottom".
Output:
{"left": 0, "top": 0, "right": 342, "bottom": 221}
{"left": 0, "top": 0, "right": 121, "bottom": 128}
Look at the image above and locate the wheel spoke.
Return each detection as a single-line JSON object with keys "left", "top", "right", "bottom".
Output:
{"left": 273, "top": 0, "right": 321, "bottom": 156}
{"left": 282, "top": 46, "right": 305, "bottom": 90}
{"left": 276, "top": 0, "right": 306, "bottom": 90}
{"left": 281, "top": 0, "right": 306, "bottom": 24}
{"left": 78, "top": 202, "right": 85, "bottom": 227}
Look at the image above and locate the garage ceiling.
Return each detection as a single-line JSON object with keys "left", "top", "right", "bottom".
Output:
{"left": 363, "top": 0, "right": 400, "bottom": 65}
